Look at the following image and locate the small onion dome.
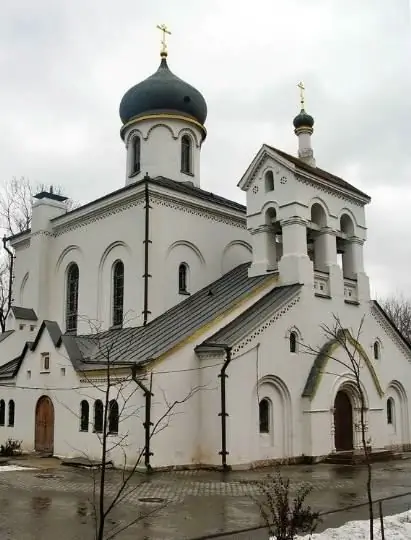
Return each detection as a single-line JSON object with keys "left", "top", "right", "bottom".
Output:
{"left": 119, "top": 57, "right": 207, "bottom": 126}
{"left": 293, "top": 109, "right": 314, "bottom": 130}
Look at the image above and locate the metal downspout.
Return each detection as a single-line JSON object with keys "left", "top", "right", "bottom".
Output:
{"left": 2, "top": 235, "right": 14, "bottom": 319}
{"left": 142, "top": 173, "right": 152, "bottom": 326}
{"left": 131, "top": 364, "right": 153, "bottom": 471}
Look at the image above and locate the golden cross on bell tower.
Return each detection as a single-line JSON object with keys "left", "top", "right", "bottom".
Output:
{"left": 297, "top": 81, "right": 305, "bottom": 109}
{"left": 156, "top": 24, "right": 171, "bottom": 57}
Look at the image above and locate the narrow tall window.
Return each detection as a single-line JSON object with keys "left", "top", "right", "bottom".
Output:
{"left": 112, "top": 260, "right": 124, "bottom": 327}
{"left": 387, "top": 398, "right": 394, "bottom": 425}
{"left": 80, "top": 400, "right": 89, "bottom": 432}
{"left": 181, "top": 135, "right": 192, "bottom": 174}
{"left": 8, "top": 400, "right": 15, "bottom": 427}
{"left": 373, "top": 341, "right": 380, "bottom": 360}
{"left": 290, "top": 331, "right": 297, "bottom": 353}
{"left": 94, "top": 400, "right": 103, "bottom": 433}
{"left": 178, "top": 263, "right": 188, "bottom": 293}
{"left": 0, "top": 400, "right": 5, "bottom": 426}
{"left": 66, "top": 263, "right": 79, "bottom": 333}
{"left": 108, "top": 400, "right": 119, "bottom": 434}
{"left": 132, "top": 136, "right": 141, "bottom": 174}
{"left": 265, "top": 170, "right": 274, "bottom": 192}
{"left": 259, "top": 398, "right": 270, "bottom": 434}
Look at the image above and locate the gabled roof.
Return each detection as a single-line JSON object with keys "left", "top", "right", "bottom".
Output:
{"left": 268, "top": 146, "right": 370, "bottom": 200}
{"left": 196, "top": 284, "right": 301, "bottom": 351}
{"left": 0, "top": 356, "right": 23, "bottom": 380}
{"left": 10, "top": 307, "right": 38, "bottom": 321}
{"left": 75, "top": 263, "right": 274, "bottom": 369}
{"left": 372, "top": 300, "right": 411, "bottom": 351}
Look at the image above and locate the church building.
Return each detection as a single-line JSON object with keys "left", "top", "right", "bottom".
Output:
{"left": 0, "top": 30, "right": 409, "bottom": 469}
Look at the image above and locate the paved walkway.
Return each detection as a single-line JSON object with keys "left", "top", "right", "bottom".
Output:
{"left": 1, "top": 457, "right": 411, "bottom": 539}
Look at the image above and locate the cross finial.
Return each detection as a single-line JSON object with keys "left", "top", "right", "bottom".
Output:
{"left": 156, "top": 24, "right": 171, "bottom": 57}
{"left": 297, "top": 81, "right": 305, "bottom": 110}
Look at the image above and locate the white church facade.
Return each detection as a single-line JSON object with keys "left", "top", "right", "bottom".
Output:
{"left": 0, "top": 39, "right": 409, "bottom": 470}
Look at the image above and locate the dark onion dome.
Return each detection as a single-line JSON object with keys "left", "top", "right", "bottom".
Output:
{"left": 119, "top": 57, "right": 207, "bottom": 126}
{"left": 293, "top": 109, "right": 314, "bottom": 130}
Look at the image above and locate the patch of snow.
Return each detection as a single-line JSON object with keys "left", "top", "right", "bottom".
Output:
{"left": 296, "top": 510, "right": 411, "bottom": 539}
{"left": 0, "top": 465, "right": 36, "bottom": 472}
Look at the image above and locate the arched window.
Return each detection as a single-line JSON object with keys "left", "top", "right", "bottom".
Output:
{"left": 290, "top": 331, "right": 297, "bottom": 353}
{"left": 94, "top": 400, "right": 103, "bottom": 433}
{"left": 181, "top": 135, "right": 192, "bottom": 174}
{"left": 112, "top": 260, "right": 124, "bottom": 327}
{"left": 80, "top": 400, "right": 89, "bottom": 432}
{"left": 66, "top": 263, "right": 79, "bottom": 333}
{"left": 0, "top": 400, "right": 5, "bottom": 426}
{"left": 265, "top": 170, "right": 274, "bottom": 192}
{"left": 259, "top": 398, "right": 270, "bottom": 433}
{"left": 373, "top": 341, "right": 380, "bottom": 360}
{"left": 178, "top": 263, "right": 188, "bottom": 294}
{"left": 108, "top": 400, "right": 119, "bottom": 434}
{"left": 132, "top": 136, "right": 141, "bottom": 174}
{"left": 387, "top": 397, "right": 394, "bottom": 425}
{"left": 8, "top": 400, "right": 15, "bottom": 427}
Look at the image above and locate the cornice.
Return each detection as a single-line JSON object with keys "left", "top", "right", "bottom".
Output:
{"left": 371, "top": 304, "right": 411, "bottom": 360}
{"left": 53, "top": 191, "right": 145, "bottom": 236}
{"left": 295, "top": 172, "right": 368, "bottom": 207}
{"left": 232, "top": 294, "right": 301, "bottom": 356}
{"left": 12, "top": 237, "right": 30, "bottom": 250}
{"left": 150, "top": 192, "right": 247, "bottom": 229}
{"left": 281, "top": 216, "right": 308, "bottom": 227}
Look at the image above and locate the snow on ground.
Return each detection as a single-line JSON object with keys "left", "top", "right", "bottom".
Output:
{"left": 0, "top": 465, "right": 36, "bottom": 472}
{"left": 297, "top": 510, "right": 411, "bottom": 539}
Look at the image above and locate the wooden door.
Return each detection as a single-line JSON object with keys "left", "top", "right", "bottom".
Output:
{"left": 35, "top": 396, "right": 54, "bottom": 454}
{"left": 334, "top": 391, "right": 353, "bottom": 451}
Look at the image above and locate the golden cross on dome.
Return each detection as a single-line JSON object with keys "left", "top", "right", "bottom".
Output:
{"left": 297, "top": 81, "right": 305, "bottom": 109}
{"left": 156, "top": 24, "right": 171, "bottom": 57}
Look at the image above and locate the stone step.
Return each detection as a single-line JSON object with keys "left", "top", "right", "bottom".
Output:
{"left": 324, "top": 449, "right": 396, "bottom": 465}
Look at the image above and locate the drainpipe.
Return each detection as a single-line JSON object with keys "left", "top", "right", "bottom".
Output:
{"left": 142, "top": 173, "right": 152, "bottom": 326}
{"left": 205, "top": 343, "right": 232, "bottom": 470}
{"left": 131, "top": 363, "right": 153, "bottom": 471}
{"left": 2, "top": 235, "right": 14, "bottom": 318}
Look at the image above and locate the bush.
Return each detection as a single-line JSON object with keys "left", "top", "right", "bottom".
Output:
{"left": 0, "top": 438, "right": 22, "bottom": 457}
{"left": 252, "top": 470, "right": 320, "bottom": 540}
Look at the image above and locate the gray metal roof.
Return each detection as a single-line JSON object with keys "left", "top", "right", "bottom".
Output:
{"left": 268, "top": 146, "right": 370, "bottom": 201}
{"left": 0, "top": 356, "right": 22, "bottom": 380}
{"left": 75, "top": 263, "right": 272, "bottom": 369}
{"left": 11, "top": 307, "right": 38, "bottom": 321}
{"left": 196, "top": 283, "right": 301, "bottom": 350}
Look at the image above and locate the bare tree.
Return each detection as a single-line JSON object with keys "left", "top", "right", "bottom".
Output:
{"left": 0, "top": 177, "right": 76, "bottom": 330}
{"left": 60, "top": 315, "right": 202, "bottom": 540}
{"left": 380, "top": 295, "right": 411, "bottom": 343}
{"left": 301, "top": 315, "right": 375, "bottom": 540}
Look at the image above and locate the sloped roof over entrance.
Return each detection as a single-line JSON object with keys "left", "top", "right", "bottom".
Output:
{"left": 196, "top": 283, "right": 301, "bottom": 350}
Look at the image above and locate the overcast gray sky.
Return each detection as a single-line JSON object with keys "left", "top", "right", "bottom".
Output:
{"left": 1, "top": 0, "right": 410, "bottom": 298}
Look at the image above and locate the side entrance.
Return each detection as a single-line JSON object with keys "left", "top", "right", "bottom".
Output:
{"left": 35, "top": 396, "right": 55, "bottom": 454}
{"left": 334, "top": 390, "right": 353, "bottom": 451}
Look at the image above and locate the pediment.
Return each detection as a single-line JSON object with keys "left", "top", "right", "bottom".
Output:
{"left": 237, "top": 144, "right": 297, "bottom": 192}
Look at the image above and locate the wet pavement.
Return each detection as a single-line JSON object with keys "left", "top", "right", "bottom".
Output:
{"left": 1, "top": 457, "right": 411, "bottom": 539}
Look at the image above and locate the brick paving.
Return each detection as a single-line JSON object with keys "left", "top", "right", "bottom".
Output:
{"left": 1, "top": 457, "right": 411, "bottom": 538}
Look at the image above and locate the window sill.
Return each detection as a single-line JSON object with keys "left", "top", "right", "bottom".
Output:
{"left": 79, "top": 429, "right": 88, "bottom": 433}
{"left": 40, "top": 371, "right": 50, "bottom": 374}
{"left": 179, "top": 290, "right": 191, "bottom": 296}
{"left": 344, "top": 299, "right": 360, "bottom": 306}
{"left": 109, "top": 324, "right": 123, "bottom": 330}
{"left": 181, "top": 170, "right": 194, "bottom": 177}
{"left": 128, "top": 170, "right": 140, "bottom": 179}
{"left": 108, "top": 432, "right": 119, "bottom": 437}
{"left": 315, "top": 293, "right": 331, "bottom": 300}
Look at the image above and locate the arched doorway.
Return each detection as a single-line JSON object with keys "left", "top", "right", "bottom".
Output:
{"left": 35, "top": 396, "right": 54, "bottom": 454}
{"left": 334, "top": 390, "right": 353, "bottom": 451}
